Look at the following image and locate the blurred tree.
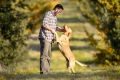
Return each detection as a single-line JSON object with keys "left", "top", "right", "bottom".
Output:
{"left": 0, "top": 0, "right": 28, "bottom": 68}
{"left": 78, "top": 0, "right": 120, "bottom": 65}
{"left": 26, "top": 0, "right": 60, "bottom": 33}
{"left": 0, "top": 0, "right": 62, "bottom": 70}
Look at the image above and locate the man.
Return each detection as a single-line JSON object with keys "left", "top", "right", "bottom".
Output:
{"left": 39, "top": 4, "right": 65, "bottom": 74}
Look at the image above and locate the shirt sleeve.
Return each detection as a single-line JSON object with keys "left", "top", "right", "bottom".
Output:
{"left": 42, "top": 11, "right": 51, "bottom": 27}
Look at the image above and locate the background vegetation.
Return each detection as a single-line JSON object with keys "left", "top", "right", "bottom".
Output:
{"left": 77, "top": 0, "right": 120, "bottom": 65}
{"left": 0, "top": 0, "right": 120, "bottom": 80}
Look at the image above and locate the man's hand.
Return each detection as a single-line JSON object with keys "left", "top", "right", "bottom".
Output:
{"left": 51, "top": 29, "right": 56, "bottom": 34}
{"left": 56, "top": 26, "right": 66, "bottom": 32}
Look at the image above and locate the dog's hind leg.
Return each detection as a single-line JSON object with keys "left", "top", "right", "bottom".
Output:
{"left": 71, "top": 67, "right": 75, "bottom": 73}
{"left": 68, "top": 67, "right": 75, "bottom": 73}
{"left": 68, "top": 61, "right": 75, "bottom": 73}
{"left": 68, "top": 67, "right": 72, "bottom": 73}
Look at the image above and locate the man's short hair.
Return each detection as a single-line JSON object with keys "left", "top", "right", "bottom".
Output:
{"left": 54, "top": 4, "right": 64, "bottom": 10}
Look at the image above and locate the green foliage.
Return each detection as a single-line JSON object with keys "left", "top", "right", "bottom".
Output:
{"left": 109, "top": 17, "right": 120, "bottom": 52}
{"left": 79, "top": 0, "right": 120, "bottom": 65}
{"left": 0, "top": 0, "right": 61, "bottom": 69}
{"left": 97, "top": 48, "right": 120, "bottom": 65}
{"left": 0, "top": 0, "right": 28, "bottom": 67}
{"left": 24, "top": 0, "right": 48, "bottom": 32}
{"left": 25, "top": 0, "right": 59, "bottom": 33}
{"left": 98, "top": 0, "right": 120, "bottom": 15}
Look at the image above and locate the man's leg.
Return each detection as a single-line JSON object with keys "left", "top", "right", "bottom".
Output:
{"left": 48, "top": 42, "right": 52, "bottom": 70}
{"left": 40, "top": 39, "right": 52, "bottom": 74}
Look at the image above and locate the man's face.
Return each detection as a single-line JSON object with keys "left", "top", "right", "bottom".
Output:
{"left": 54, "top": 8, "right": 63, "bottom": 16}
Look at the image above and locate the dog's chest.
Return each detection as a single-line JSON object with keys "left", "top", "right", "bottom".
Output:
{"left": 58, "top": 35, "right": 70, "bottom": 52}
{"left": 59, "top": 35, "right": 69, "bottom": 46}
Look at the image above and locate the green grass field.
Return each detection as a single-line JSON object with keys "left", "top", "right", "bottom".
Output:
{"left": 1, "top": 30, "right": 120, "bottom": 80}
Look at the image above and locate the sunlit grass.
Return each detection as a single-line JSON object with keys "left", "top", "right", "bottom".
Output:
{"left": 8, "top": 22, "right": 120, "bottom": 80}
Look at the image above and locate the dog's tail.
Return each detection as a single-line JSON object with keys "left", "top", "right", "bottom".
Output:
{"left": 75, "top": 60, "right": 88, "bottom": 67}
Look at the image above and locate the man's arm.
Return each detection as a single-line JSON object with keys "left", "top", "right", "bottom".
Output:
{"left": 56, "top": 27, "right": 65, "bottom": 32}
{"left": 54, "top": 31, "right": 59, "bottom": 42}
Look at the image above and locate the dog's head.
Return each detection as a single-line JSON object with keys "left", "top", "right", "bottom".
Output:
{"left": 63, "top": 25, "right": 72, "bottom": 37}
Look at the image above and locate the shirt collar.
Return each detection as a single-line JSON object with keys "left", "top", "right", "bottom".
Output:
{"left": 51, "top": 10, "right": 56, "bottom": 16}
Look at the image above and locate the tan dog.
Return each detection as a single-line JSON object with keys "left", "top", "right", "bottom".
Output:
{"left": 54, "top": 25, "right": 87, "bottom": 73}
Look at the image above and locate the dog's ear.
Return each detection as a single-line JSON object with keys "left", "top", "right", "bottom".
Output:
{"left": 64, "top": 25, "right": 68, "bottom": 31}
{"left": 68, "top": 27, "right": 72, "bottom": 33}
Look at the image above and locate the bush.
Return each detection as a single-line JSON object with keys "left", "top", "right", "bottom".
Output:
{"left": 79, "top": 0, "right": 120, "bottom": 65}
{"left": 0, "top": 0, "right": 28, "bottom": 68}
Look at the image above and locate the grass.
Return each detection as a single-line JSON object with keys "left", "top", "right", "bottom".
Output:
{"left": 0, "top": 66, "right": 120, "bottom": 80}
{"left": 1, "top": 25, "right": 119, "bottom": 80}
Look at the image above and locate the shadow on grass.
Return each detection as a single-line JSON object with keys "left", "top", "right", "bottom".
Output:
{"left": 28, "top": 37, "right": 95, "bottom": 53}
{"left": 28, "top": 42, "right": 95, "bottom": 52}
{"left": 78, "top": 60, "right": 95, "bottom": 65}
{"left": 58, "top": 17, "right": 85, "bottom": 23}
{"left": 1, "top": 70, "right": 120, "bottom": 80}
{"left": 71, "top": 46, "right": 95, "bottom": 51}
{"left": 52, "top": 45, "right": 95, "bottom": 52}
{"left": 70, "top": 37, "right": 89, "bottom": 42}
{"left": 28, "top": 43, "right": 40, "bottom": 52}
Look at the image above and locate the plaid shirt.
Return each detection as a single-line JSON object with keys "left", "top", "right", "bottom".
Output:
{"left": 39, "top": 10, "right": 58, "bottom": 42}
